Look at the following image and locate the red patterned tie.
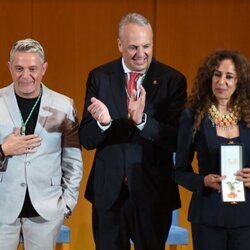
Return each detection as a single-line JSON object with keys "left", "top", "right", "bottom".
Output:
{"left": 127, "top": 72, "right": 140, "bottom": 108}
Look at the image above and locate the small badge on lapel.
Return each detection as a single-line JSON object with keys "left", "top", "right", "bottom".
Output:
{"left": 153, "top": 80, "right": 158, "bottom": 85}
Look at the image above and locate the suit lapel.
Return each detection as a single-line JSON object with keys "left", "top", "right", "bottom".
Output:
{"left": 35, "top": 84, "right": 53, "bottom": 135}
{"left": 109, "top": 60, "right": 128, "bottom": 117}
{"left": 202, "top": 115, "right": 218, "bottom": 147}
{"left": 202, "top": 115, "right": 219, "bottom": 172}
{"left": 239, "top": 122, "right": 248, "bottom": 145}
{"left": 141, "top": 60, "right": 164, "bottom": 117}
{"left": 3, "top": 83, "right": 21, "bottom": 129}
{"left": 239, "top": 122, "right": 250, "bottom": 166}
{"left": 143, "top": 60, "right": 162, "bottom": 104}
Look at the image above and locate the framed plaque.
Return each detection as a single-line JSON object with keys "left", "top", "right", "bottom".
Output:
{"left": 220, "top": 144, "right": 245, "bottom": 203}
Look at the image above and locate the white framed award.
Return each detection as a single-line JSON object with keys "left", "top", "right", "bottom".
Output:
{"left": 220, "top": 144, "right": 245, "bottom": 203}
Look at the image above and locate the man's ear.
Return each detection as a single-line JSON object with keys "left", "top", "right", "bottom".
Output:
{"left": 117, "top": 38, "right": 123, "bottom": 53}
{"left": 42, "top": 62, "right": 48, "bottom": 75}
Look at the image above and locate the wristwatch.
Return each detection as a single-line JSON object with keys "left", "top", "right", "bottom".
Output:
{"left": 64, "top": 206, "right": 72, "bottom": 218}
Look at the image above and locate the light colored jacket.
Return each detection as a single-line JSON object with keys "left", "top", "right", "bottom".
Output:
{"left": 0, "top": 83, "right": 83, "bottom": 223}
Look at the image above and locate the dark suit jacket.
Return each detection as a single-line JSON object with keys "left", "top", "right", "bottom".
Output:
{"left": 80, "top": 58, "right": 187, "bottom": 210}
{"left": 174, "top": 108, "right": 250, "bottom": 227}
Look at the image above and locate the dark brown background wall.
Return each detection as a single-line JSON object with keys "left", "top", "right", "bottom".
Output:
{"left": 1, "top": 1, "right": 249, "bottom": 249}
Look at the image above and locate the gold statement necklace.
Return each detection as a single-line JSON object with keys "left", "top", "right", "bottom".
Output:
{"left": 208, "top": 104, "right": 241, "bottom": 130}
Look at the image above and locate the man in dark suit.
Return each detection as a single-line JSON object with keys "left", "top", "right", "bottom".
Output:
{"left": 79, "top": 13, "right": 187, "bottom": 250}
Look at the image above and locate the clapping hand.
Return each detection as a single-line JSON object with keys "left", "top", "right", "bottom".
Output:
{"left": 88, "top": 97, "right": 111, "bottom": 125}
{"left": 128, "top": 85, "right": 146, "bottom": 124}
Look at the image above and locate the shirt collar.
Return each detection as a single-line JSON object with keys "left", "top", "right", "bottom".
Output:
{"left": 121, "top": 58, "right": 130, "bottom": 74}
{"left": 121, "top": 58, "right": 147, "bottom": 75}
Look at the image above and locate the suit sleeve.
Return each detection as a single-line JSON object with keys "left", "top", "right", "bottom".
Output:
{"left": 61, "top": 100, "right": 83, "bottom": 211}
{"left": 173, "top": 109, "right": 205, "bottom": 193}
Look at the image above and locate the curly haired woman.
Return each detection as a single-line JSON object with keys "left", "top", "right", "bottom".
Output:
{"left": 174, "top": 49, "right": 250, "bottom": 250}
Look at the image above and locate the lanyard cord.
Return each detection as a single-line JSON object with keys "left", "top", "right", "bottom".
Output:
{"left": 19, "top": 88, "right": 42, "bottom": 136}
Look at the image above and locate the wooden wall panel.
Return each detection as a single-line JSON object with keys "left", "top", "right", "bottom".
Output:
{"left": 0, "top": 1, "right": 32, "bottom": 85}
{"left": 155, "top": 0, "right": 250, "bottom": 93}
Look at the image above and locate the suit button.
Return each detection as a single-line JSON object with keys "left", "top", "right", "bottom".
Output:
{"left": 20, "top": 183, "right": 26, "bottom": 187}
{"left": 25, "top": 161, "right": 31, "bottom": 166}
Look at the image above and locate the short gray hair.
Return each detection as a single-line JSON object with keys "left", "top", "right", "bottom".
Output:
{"left": 10, "top": 38, "right": 45, "bottom": 63}
{"left": 118, "top": 13, "right": 153, "bottom": 39}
